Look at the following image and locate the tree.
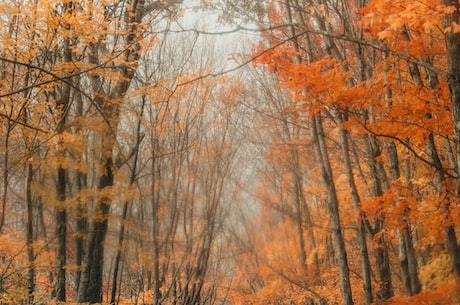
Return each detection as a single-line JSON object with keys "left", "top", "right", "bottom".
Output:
{"left": 2, "top": 0, "right": 460, "bottom": 304}
{"left": 443, "top": 0, "right": 460, "bottom": 280}
{"left": 219, "top": 0, "right": 460, "bottom": 304}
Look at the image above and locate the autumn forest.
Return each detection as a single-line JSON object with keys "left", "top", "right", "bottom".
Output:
{"left": 0, "top": 0, "right": 460, "bottom": 304}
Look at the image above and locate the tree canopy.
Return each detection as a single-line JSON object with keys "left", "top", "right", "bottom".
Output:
{"left": 0, "top": 0, "right": 459, "bottom": 304}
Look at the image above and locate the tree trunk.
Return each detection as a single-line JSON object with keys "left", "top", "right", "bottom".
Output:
{"left": 76, "top": 139, "right": 115, "bottom": 304}
{"left": 75, "top": 169, "right": 87, "bottom": 294}
{"left": 443, "top": 0, "right": 460, "bottom": 281}
{"left": 110, "top": 99, "right": 144, "bottom": 304}
{"left": 282, "top": 0, "right": 318, "bottom": 277}
{"left": 55, "top": 4, "right": 74, "bottom": 299}
{"left": 364, "top": 135, "right": 394, "bottom": 300}
{"left": 0, "top": 124, "right": 10, "bottom": 233}
{"left": 55, "top": 68, "right": 70, "bottom": 305}
{"left": 26, "top": 162, "right": 35, "bottom": 305}
{"left": 88, "top": 156, "right": 114, "bottom": 303}
{"left": 55, "top": 164, "right": 67, "bottom": 302}
{"left": 404, "top": 224, "right": 421, "bottom": 294}
{"left": 151, "top": 153, "right": 161, "bottom": 305}
{"left": 386, "top": 142, "right": 421, "bottom": 295}
{"left": 75, "top": 0, "right": 145, "bottom": 300}
{"left": 427, "top": 130, "right": 460, "bottom": 282}
{"left": 74, "top": 99, "right": 87, "bottom": 295}
{"left": 338, "top": 112, "right": 373, "bottom": 305}
{"left": 293, "top": 160, "right": 309, "bottom": 276}
{"left": 311, "top": 114, "right": 354, "bottom": 305}
{"left": 295, "top": 163, "right": 320, "bottom": 277}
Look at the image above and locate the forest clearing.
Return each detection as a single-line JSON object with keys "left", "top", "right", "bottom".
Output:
{"left": 0, "top": 0, "right": 460, "bottom": 304}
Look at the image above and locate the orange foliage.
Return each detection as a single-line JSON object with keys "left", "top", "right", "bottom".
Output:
{"left": 247, "top": 0, "right": 459, "bottom": 304}
{"left": 381, "top": 284, "right": 460, "bottom": 305}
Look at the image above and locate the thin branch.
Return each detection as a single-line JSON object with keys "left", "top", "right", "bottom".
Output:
{"left": 361, "top": 120, "right": 458, "bottom": 179}
{"left": 171, "top": 25, "right": 447, "bottom": 87}
{"left": 0, "top": 113, "right": 49, "bottom": 134}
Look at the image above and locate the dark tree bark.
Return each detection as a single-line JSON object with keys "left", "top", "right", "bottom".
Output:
{"left": 55, "top": 58, "right": 70, "bottom": 305}
{"left": 0, "top": 122, "right": 11, "bottom": 233}
{"left": 427, "top": 130, "right": 460, "bottom": 282}
{"left": 74, "top": 169, "right": 87, "bottom": 294}
{"left": 364, "top": 135, "right": 394, "bottom": 300}
{"left": 26, "top": 162, "right": 35, "bottom": 305}
{"left": 76, "top": 154, "right": 114, "bottom": 304}
{"left": 55, "top": 164, "right": 67, "bottom": 302}
{"left": 55, "top": 3, "right": 74, "bottom": 300}
{"left": 292, "top": 151, "right": 309, "bottom": 277}
{"left": 110, "top": 98, "right": 145, "bottom": 304}
{"left": 338, "top": 112, "right": 373, "bottom": 305}
{"left": 443, "top": 0, "right": 460, "bottom": 281}
{"left": 74, "top": 92, "right": 87, "bottom": 295}
{"left": 88, "top": 156, "right": 114, "bottom": 303}
{"left": 311, "top": 114, "right": 354, "bottom": 305}
{"left": 75, "top": 0, "right": 149, "bottom": 301}
{"left": 386, "top": 142, "right": 421, "bottom": 296}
